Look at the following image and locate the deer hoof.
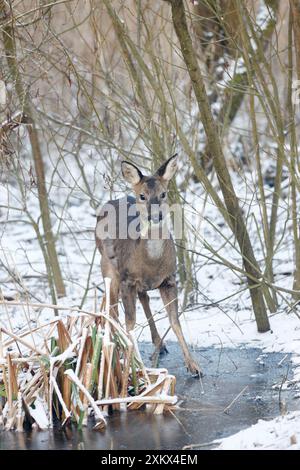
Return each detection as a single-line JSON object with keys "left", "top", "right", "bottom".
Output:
{"left": 187, "top": 359, "right": 203, "bottom": 378}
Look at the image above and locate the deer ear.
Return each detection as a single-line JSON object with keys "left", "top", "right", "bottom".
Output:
{"left": 121, "top": 161, "right": 143, "bottom": 186}
{"left": 156, "top": 154, "right": 178, "bottom": 181}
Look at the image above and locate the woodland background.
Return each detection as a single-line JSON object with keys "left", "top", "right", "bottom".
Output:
{"left": 1, "top": 0, "right": 300, "bottom": 335}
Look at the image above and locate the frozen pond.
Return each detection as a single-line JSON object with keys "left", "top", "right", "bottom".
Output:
{"left": 0, "top": 344, "right": 298, "bottom": 450}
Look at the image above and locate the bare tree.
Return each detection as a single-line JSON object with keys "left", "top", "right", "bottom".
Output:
{"left": 0, "top": 0, "right": 65, "bottom": 301}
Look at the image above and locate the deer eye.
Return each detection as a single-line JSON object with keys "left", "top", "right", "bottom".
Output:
{"left": 161, "top": 192, "right": 166, "bottom": 199}
{"left": 140, "top": 194, "right": 146, "bottom": 201}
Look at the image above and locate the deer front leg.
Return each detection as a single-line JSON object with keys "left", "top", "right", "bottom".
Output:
{"left": 120, "top": 279, "right": 137, "bottom": 332}
{"left": 159, "top": 277, "right": 202, "bottom": 377}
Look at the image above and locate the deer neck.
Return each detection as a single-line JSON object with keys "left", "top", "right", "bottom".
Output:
{"left": 144, "top": 238, "right": 166, "bottom": 259}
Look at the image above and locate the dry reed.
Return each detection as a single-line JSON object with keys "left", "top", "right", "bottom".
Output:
{"left": 0, "top": 279, "right": 177, "bottom": 431}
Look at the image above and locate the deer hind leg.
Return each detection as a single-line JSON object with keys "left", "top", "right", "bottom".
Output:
{"left": 159, "top": 277, "right": 202, "bottom": 377}
{"left": 138, "top": 291, "right": 168, "bottom": 355}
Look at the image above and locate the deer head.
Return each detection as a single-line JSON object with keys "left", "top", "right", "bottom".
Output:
{"left": 121, "top": 154, "right": 178, "bottom": 229}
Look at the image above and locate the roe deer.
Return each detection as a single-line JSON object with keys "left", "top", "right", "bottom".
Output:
{"left": 95, "top": 155, "right": 201, "bottom": 376}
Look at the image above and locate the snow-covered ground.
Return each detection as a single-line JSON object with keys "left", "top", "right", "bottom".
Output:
{"left": 217, "top": 411, "right": 300, "bottom": 450}
{"left": 1, "top": 150, "right": 300, "bottom": 449}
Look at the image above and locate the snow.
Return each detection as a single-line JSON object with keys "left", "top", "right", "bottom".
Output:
{"left": 217, "top": 411, "right": 300, "bottom": 450}
{"left": 256, "top": 2, "right": 276, "bottom": 30}
{"left": 27, "top": 397, "right": 49, "bottom": 430}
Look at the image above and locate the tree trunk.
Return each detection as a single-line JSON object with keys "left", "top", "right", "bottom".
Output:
{"left": 290, "top": 0, "right": 300, "bottom": 81}
{"left": 287, "top": 5, "right": 300, "bottom": 299}
{"left": 192, "top": 0, "right": 279, "bottom": 171}
{"left": 165, "top": 0, "right": 270, "bottom": 332}
{"left": 1, "top": 1, "right": 66, "bottom": 299}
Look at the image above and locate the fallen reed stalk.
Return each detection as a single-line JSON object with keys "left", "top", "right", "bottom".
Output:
{"left": 0, "top": 279, "right": 177, "bottom": 431}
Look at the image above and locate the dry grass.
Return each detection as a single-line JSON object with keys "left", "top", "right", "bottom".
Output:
{"left": 0, "top": 279, "right": 177, "bottom": 432}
